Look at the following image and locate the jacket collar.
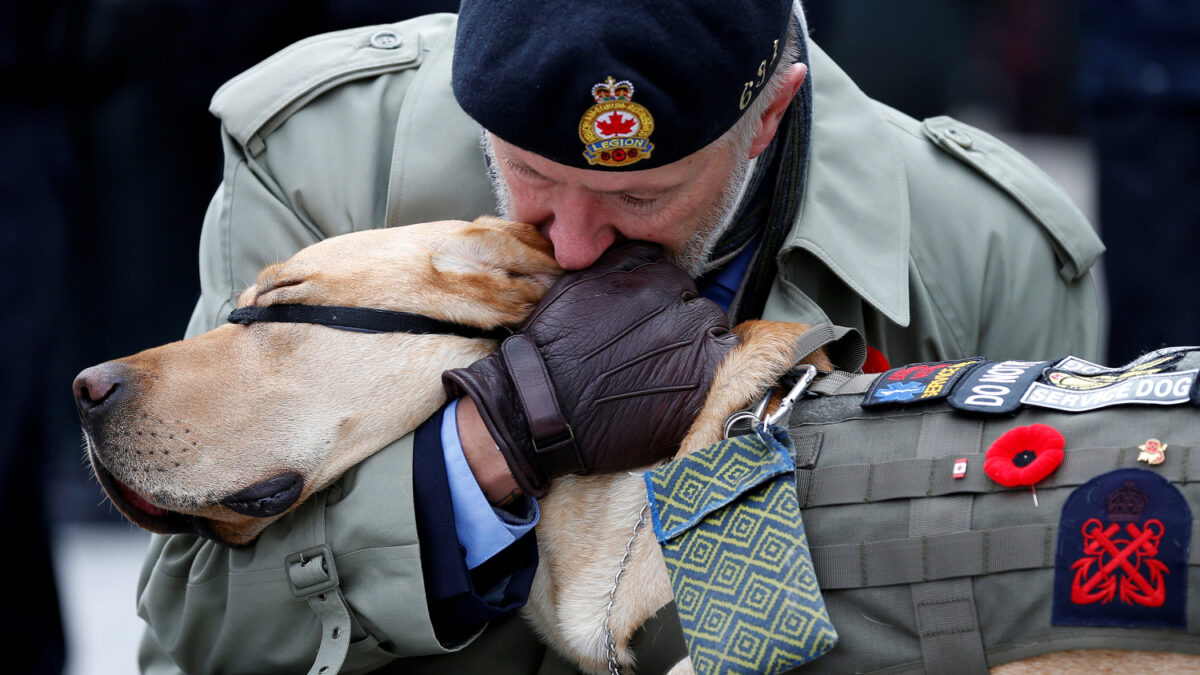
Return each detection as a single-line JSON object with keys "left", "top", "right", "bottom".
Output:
{"left": 783, "top": 41, "right": 911, "bottom": 327}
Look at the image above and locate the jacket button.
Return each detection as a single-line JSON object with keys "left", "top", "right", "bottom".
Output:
{"left": 369, "top": 30, "right": 402, "bottom": 50}
{"left": 945, "top": 126, "right": 973, "bottom": 149}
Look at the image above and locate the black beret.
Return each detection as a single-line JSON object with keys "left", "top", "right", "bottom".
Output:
{"left": 452, "top": 0, "right": 794, "bottom": 171}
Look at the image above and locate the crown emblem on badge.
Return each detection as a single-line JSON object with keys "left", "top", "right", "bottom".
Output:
{"left": 592, "top": 77, "right": 634, "bottom": 102}
{"left": 579, "top": 76, "right": 655, "bottom": 167}
{"left": 1105, "top": 481, "right": 1149, "bottom": 522}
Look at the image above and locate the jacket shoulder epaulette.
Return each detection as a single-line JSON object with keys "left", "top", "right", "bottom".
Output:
{"left": 209, "top": 13, "right": 456, "bottom": 156}
{"left": 916, "top": 115, "right": 1104, "bottom": 282}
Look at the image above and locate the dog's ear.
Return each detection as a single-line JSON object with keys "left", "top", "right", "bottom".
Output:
{"left": 432, "top": 217, "right": 562, "bottom": 291}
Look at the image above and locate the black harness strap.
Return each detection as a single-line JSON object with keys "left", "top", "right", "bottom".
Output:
{"left": 627, "top": 601, "right": 689, "bottom": 674}
{"left": 227, "top": 304, "right": 510, "bottom": 341}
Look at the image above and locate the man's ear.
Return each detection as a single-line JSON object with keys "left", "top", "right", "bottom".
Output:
{"left": 748, "top": 63, "right": 808, "bottom": 159}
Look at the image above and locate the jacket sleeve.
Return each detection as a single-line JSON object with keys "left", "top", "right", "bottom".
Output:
{"left": 138, "top": 421, "right": 539, "bottom": 674}
{"left": 137, "top": 15, "right": 509, "bottom": 673}
{"left": 137, "top": 435, "right": 450, "bottom": 674}
{"left": 413, "top": 409, "right": 539, "bottom": 647}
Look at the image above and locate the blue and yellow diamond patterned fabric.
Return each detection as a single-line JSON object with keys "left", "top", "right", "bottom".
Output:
{"left": 645, "top": 424, "right": 836, "bottom": 674}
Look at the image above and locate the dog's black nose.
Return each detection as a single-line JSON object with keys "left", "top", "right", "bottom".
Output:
{"left": 73, "top": 363, "right": 126, "bottom": 421}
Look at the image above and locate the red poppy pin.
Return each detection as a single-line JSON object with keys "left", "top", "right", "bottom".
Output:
{"left": 985, "top": 423, "right": 1065, "bottom": 506}
{"left": 862, "top": 346, "right": 890, "bottom": 374}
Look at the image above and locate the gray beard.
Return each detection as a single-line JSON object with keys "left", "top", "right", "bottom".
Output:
{"left": 669, "top": 152, "right": 754, "bottom": 277}
{"left": 482, "top": 133, "right": 752, "bottom": 278}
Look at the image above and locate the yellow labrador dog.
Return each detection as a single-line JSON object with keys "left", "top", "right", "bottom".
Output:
{"left": 74, "top": 217, "right": 559, "bottom": 546}
{"left": 76, "top": 217, "right": 1190, "bottom": 674}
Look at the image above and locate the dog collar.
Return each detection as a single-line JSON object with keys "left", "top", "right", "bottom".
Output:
{"left": 227, "top": 304, "right": 511, "bottom": 341}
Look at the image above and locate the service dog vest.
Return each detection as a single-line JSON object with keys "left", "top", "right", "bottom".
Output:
{"left": 777, "top": 347, "right": 1200, "bottom": 673}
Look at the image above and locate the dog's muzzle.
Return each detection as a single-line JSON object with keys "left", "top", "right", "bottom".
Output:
{"left": 88, "top": 448, "right": 306, "bottom": 547}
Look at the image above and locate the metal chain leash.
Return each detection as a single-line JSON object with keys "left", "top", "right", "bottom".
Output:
{"left": 605, "top": 501, "right": 650, "bottom": 675}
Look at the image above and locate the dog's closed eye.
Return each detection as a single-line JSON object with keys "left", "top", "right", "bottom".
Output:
{"left": 254, "top": 272, "right": 307, "bottom": 304}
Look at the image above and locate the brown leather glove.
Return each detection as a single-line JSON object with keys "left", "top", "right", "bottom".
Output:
{"left": 443, "top": 242, "right": 737, "bottom": 497}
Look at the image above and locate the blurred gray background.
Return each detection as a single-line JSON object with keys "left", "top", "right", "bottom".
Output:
{"left": 4, "top": 0, "right": 1196, "bottom": 672}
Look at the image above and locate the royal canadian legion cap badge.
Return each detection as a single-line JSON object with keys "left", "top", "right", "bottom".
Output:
{"left": 579, "top": 77, "right": 655, "bottom": 168}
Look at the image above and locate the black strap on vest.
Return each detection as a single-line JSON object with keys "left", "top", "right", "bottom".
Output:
{"left": 227, "top": 304, "right": 510, "bottom": 341}
{"left": 627, "top": 601, "right": 689, "bottom": 675}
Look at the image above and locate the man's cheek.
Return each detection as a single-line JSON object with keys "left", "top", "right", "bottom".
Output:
{"left": 618, "top": 211, "right": 688, "bottom": 248}
{"left": 505, "top": 187, "right": 546, "bottom": 225}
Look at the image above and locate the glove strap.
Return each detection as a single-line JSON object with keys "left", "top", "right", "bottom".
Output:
{"left": 501, "top": 334, "right": 586, "bottom": 476}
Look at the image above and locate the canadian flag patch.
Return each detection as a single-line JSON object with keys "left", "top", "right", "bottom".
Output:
{"left": 952, "top": 458, "right": 968, "bottom": 479}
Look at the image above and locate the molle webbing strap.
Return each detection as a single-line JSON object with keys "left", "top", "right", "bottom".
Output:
{"left": 791, "top": 444, "right": 1197, "bottom": 508}
{"left": 810, "top": 521, "right": 1200, "bottom": 590}
{"left": 807, "top": 371, "right": 877, "bottom": 396}
{"left": 908, "top": 413, "right": 989, "bottom": 674}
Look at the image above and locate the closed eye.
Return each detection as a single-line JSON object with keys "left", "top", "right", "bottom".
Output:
{"left": 255, "top": 278, "right": 305, "bottom": 304}
{"left": 504, "top": 158, "right": 550, "bottom": 183}
{"left": 618, "top": 194, "right": 657, "bottom": 210}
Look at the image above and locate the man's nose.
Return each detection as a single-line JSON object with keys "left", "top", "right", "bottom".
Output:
{"left": 543, "top": 195, "right": 619, "bottom": 270}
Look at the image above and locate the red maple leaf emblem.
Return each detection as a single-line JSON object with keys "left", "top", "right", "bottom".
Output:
{"left": 596, "top": 112, "right": 637, "bottom": 137}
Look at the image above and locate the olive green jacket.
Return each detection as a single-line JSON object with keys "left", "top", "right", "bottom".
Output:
{"left": 137, "top": 13, "right": 1104, "bottom": 674}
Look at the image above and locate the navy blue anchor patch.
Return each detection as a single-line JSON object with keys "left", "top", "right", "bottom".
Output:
{"left": 1053, "top": 468, "right": 1191, "bottom": 628}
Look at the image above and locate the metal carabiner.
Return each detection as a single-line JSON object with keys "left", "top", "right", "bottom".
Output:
{"left": 762, "top": 364, "right": 817, "bottom": 428}
{"left": 722, "top": 389, "right": 773, "bottom": 439}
